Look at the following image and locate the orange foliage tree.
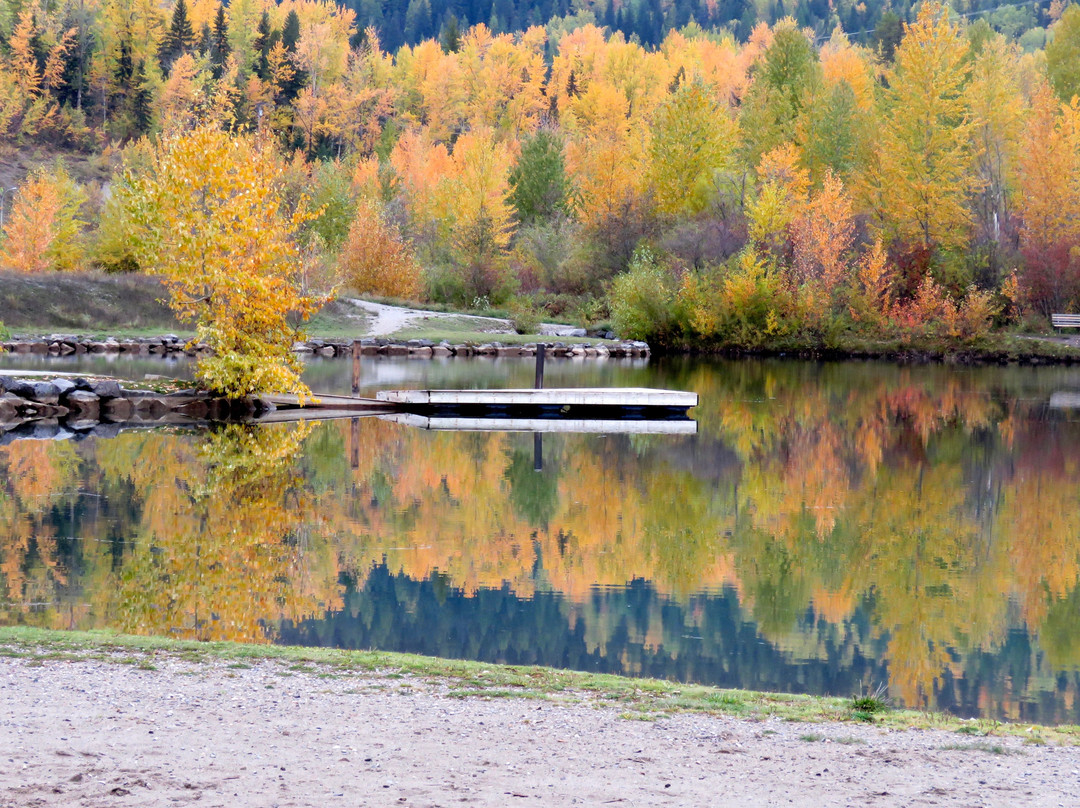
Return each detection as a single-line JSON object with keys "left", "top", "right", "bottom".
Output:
{"left": 338, "top": 196, "right": 422, "bottom": 299}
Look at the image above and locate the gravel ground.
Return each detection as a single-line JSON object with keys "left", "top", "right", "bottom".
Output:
{"left": 2, "top": 654, "right": 1078, "bottom": 808}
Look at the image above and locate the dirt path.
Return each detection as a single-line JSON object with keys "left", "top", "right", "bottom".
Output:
{"left": 2, "top": 654, "right": 1077, "bottom": 808}
{"left": 344, "top": 299, "right": 587, "bottom": 339}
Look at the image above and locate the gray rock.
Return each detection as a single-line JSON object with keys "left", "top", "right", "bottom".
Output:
{"left": 30, "top": 382, "right": 60, "bottom": 404}
{"left": 90, "top": 380, "right": 123, "bottom": 399}
{"left": 52, "top": 378, "right": 77, "bottom": 396}
{"left": 66, "top": 391, "right": 101, "bottom": 418}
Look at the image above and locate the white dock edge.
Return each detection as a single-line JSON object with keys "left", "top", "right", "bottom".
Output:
{"left": 1049, "top": 392, "right": 1080, "bottom": 409}
{"left": 381, "top": 413, "right": 698, "bottom": 434}
{"left": 375, "top": 387, "right": 698, "bottom": 408}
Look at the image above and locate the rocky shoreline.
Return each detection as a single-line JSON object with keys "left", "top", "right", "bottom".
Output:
{"left": 0, "top": 374, "right": 267, "bottom": 443}
{"left": 1, "top": 334, "right": 651, "bottom": 359}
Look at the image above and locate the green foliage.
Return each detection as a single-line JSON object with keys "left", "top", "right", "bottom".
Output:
{"left": 610, "top": 246, "right": 680, "bottom": 342}
{"left": 305, "top": 160, "right": 359, "bottom": 252}
{"left": 646, "top": 81, "right": 736, "bottom": 217}
{"left": 508, "top": 129, "right": 569, "bottom": 225}
{"left": 1047, "top": 5, "right": 1080, "bottom": 103}
{"left": 739, "top": 21, "right": 819, "bottom": 169}
{"left": 508, "top": 301, "right": 541, "bottom": 334}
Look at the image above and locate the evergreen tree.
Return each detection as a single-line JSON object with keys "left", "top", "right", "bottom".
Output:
{"left": 159, "top": 0, "right": 195, "bottom": 73}
{"left": 282, "top": 9, "right": 301, "bottom": 52}
{"left": 280, "top": 10, "right": 306, "bottom": 102}
{"left": 252, "top": 12, "right": 275, "bottom": 81}
{"left": 874, "top": 11, "right": 904, "bottom": 62}
{"left": 211, "top": 5, "right": 231, "bottom": 77}
{"left": 440, "top": 13, "right": 462, "bottom": 52}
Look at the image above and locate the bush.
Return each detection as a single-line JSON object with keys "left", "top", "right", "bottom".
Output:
{"left": 610, "top": 246, "right": 680, "bottom": 342}
{"left": 509, "top": 302, "right": 541, "bottom": 334}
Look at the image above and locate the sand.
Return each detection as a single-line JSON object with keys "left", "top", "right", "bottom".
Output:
{"left": 2, "top": 653, "right": 1078, "bottom": 808}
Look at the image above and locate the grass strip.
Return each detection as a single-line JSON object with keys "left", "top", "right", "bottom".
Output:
{"left": 2, "top": 626, "right": 1078, "bottom": 744}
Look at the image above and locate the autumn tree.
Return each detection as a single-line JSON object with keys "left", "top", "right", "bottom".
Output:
{"left": 338, "top": 196, "right": 422, "bottom": 299}
{"left": 738, "top": 19, "right": 818, "bottom": 171}
{"left": 646, "top": 81, "right": 737, "bottom": 217}
{"left": 123, "top": 125, "right": 326, "bottom": 397}
{"left": 1047, "top": 4, "right": 1080, "bottom": 104}
{"left": 0, "top": 163, "right": 86, "bottom": 273}
{"left": 864, "top": 2, "right": 973, "bottom": 253}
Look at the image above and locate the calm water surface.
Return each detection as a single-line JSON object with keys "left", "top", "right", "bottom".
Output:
{"left": 3, "top": 353, "right": 1080, "bottom": 724}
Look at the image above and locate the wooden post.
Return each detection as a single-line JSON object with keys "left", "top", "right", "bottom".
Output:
{"left": 533, "top": 432, "right": 543, "bottom": 472}
{"left": 534, "top": 343, "right": 546, "bottom": 389}
{"left": 351, "top": 340, "right": 361, "bottom": 397}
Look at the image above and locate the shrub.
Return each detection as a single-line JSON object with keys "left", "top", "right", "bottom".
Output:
{"left": 509, "top": 302, "right": 541, "bottom": 334}
{"left": 610, "top": 246, "right": 680, "bottom": 342}
{"left": 944, "top": 285, "right": 999, "bottom": 342}
{"left": 715, "top": 249, "right": 794, "bottom": 347}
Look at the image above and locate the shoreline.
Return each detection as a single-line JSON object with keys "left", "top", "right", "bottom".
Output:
{"left": 7, "top": 331, "right": 1080, "bottom": 367}
{"left": 2, "top": 628, "right": 1079, "bottom": 807}
{"left": 0, "top": 334, "right": 651, "bottom": 360}
{"left": 2, "top": 627, "right": 1078, "bottom": 742}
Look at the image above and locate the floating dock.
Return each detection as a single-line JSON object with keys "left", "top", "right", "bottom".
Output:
{"left": 374, "top": 387, "right": 697, "bottom": 419}
{"left": 380, "top": 413, "right": 698, "bottom": 434}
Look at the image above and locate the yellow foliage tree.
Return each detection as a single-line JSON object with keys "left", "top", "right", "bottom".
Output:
{"left": 863, "top": 2, "right": 973, "bottom": 251}
{"left": 125, "top": 124, "right": 326, "bottom": 398}
{"left": 440, "top": 128, "right": 516, "bottom": 267}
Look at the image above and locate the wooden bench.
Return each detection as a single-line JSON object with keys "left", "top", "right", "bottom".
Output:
{"left": 1051, "top": 314, "right": 1080, "bottom": 330}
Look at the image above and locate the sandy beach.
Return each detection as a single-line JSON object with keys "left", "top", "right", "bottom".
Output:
{"left": 2, "top": 651, "right": 1079, "bottom": 808}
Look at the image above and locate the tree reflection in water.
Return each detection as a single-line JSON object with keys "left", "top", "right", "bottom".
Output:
{"left": 3, "top": 360, "right": 1080, "bottom": 723}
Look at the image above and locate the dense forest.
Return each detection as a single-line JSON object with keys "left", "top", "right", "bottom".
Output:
{"left": 4, "top": 0, "right": 1080, "bottom": 349}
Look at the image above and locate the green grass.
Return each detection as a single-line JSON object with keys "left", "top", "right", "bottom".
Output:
{"left": 1, "top": 626, "right": 1079, "bottom": 743}
{"left": 389, "top": 315, "right": 606, "bottom": 345}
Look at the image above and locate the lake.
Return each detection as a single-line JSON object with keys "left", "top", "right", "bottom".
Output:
{"left": 3, "top": 352, "right": 1080, "bottom": 724}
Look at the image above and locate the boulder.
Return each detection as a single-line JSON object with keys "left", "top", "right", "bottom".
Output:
{"left": 431, "top": 346, "right": 453, "bottom": 358}
{"left": 173, "top": 399, "right": 209, "bottom": 418}
{"left": 65, "top": 391, "right": 100, "bottom": 420}
{"left": 29, "top": 381, "right": 60, "bottom": 404}
{"left": 0, "top": 394, "right": 23, "bottom": 421}
{"left": 90, "top": 380, "right": 123, "bottom": 399}
{"left": 134, "top": 397, "right": 170, "bottom": 417}
{"left": 52, "top": 378, "right": 77, "bottom": 396}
